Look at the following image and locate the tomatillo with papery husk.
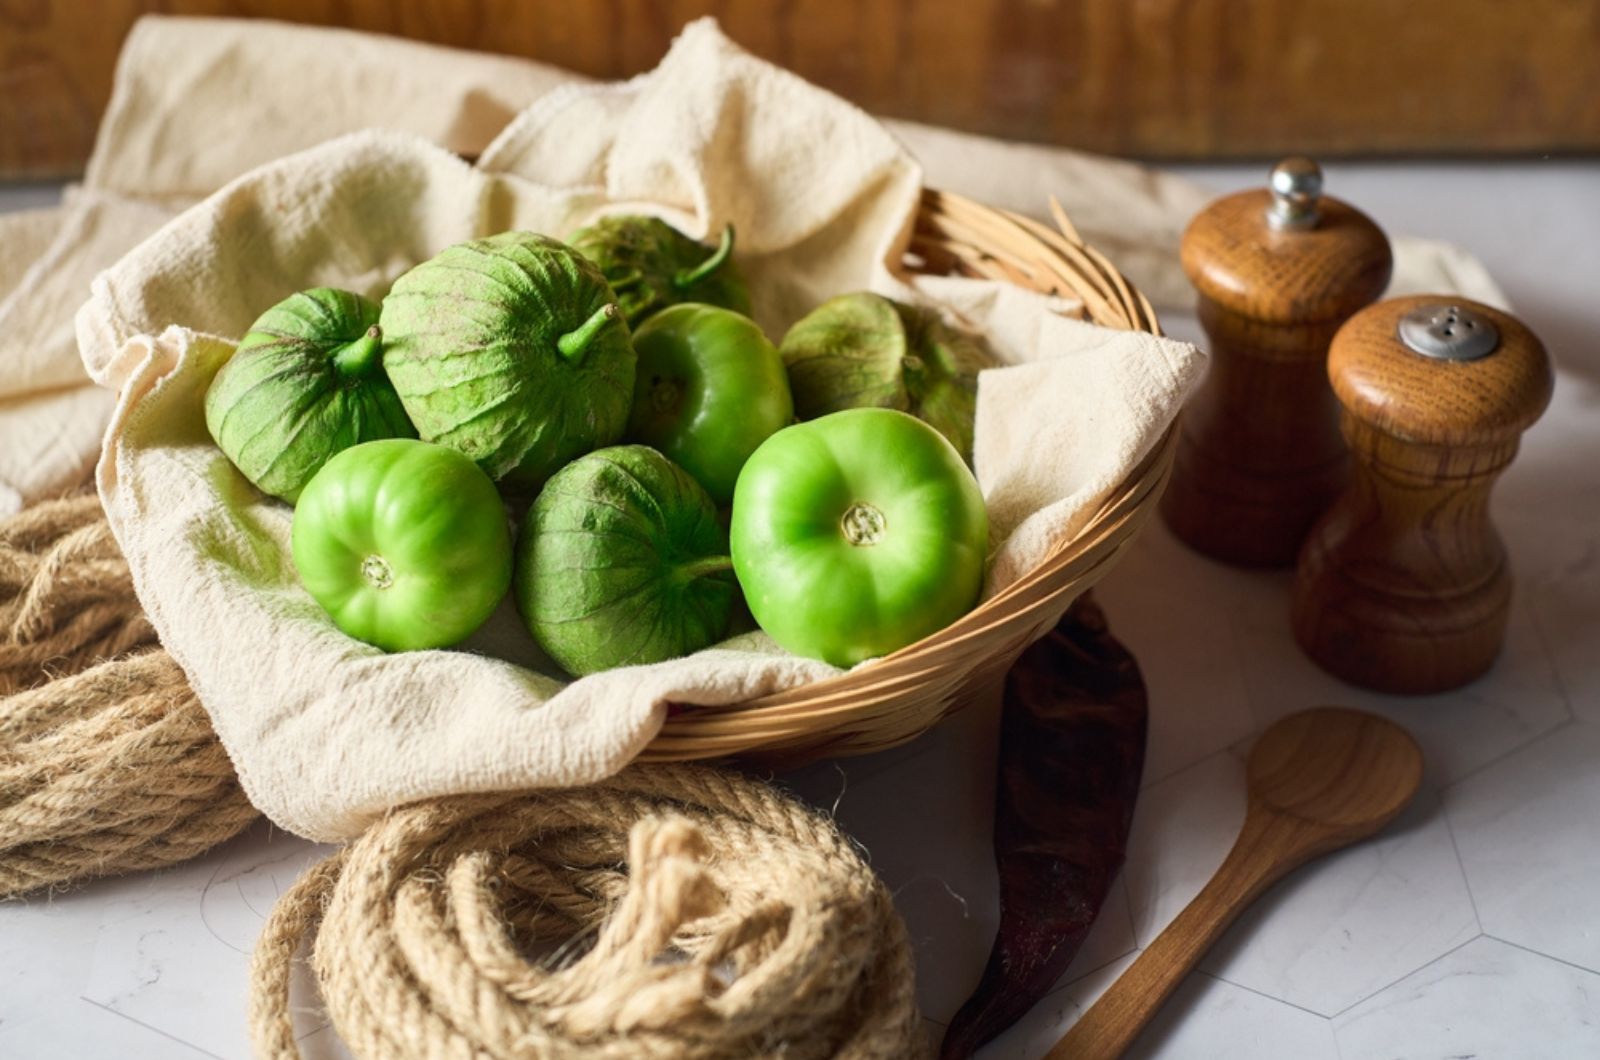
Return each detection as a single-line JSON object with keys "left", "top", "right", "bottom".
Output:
{"left": 729, "top": 408, "right": 988, "bottom": 667}
{"left": 291, "top": 438, "right": 512, "bottom": 652}
{"left": 626, "top": 303, "right": 793, "bottom": 505}
{"left": 380, "top": 232, "right": 635, "bottom": 491}
{"left": 779, "top": 291, "right": 991, "bottom": 465}
{"left": 568, "top": 216, "right": 750, "bottom": 327}
{"left": 515, "top": 445, "right": 737, "bottom": 676}
{"left": 204, "top": 287, "right": 415, "bottom": 503}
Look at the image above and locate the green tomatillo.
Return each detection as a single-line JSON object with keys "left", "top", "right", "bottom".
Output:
{"left": 515, "top": 445, "right": 737, "bottom": 676}
{"left": 626, "top": 303, "right": 793, "bottom": 505}
{"left": 779, "top": 291, "right": 992, "bottom": 465}
{"left": 730, "top": 407, "right": 989, "bottom": 667}
{"left": 568, "top": 215, "right": 750, "bottom": 326}
{"left": 204, "top": 287, "right": 415, "bottom": 503}
{"left": 291, "top": 438, "right": 512, "bottom": 652}
{"left": 379, "top": 232, "right": 635, "bottom": 491}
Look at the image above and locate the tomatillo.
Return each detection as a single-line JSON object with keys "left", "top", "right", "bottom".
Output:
{"left": 729, "top": 408, "right": 988, "bottom": 667}
{"left": 515, "top": 445, "right": 737, "bottom": 676}
{"left": 626, "top": 303, "right": 793, "bottom": 505}
{"left": 291, "top": 438, "right": 512, "bottom": 652}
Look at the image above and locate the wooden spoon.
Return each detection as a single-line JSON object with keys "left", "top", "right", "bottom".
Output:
{"left": 1047, "top": 706, "right": 1423, "bottom": 1060}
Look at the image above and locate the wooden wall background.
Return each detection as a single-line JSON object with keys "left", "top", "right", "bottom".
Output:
{"left": 3, "top": 0, "right": 1598, "bottom": 179}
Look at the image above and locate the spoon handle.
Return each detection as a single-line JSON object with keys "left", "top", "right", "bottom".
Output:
{"left": 1045, "top": 810, "right": 1306, "bottom": 1060}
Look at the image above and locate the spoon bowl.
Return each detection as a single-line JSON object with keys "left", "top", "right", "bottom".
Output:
{"left": 1249, "top": 705, "right": 1423, "bottom": 832}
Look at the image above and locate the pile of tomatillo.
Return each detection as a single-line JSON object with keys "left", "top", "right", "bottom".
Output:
{"left": 204, "top": 218, "right": 993, "bottom": 671}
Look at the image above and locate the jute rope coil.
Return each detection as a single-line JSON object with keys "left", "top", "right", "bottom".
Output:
{"left": 0, "top": 492, "right": 259, "bottom": 898}
{"left": 250, "top": 763, "right": 926, "bottom": 1060}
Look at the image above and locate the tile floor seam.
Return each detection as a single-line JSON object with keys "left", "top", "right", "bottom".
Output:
{"left": 1440, "top": 714, "right": 1578, "bottom": 794}
{"left": 1127, "top": 747, "right": 1246, "bottom": 952}
{"left": 1140, "top": 732, "right": 1245, "bottom": 792}
{"left": 1324, "top": 933, "right": 1483, "bottom": 1020}
{"left": 1120, "top": 873, "right": 1138, "bottom": 950}
{"left": 77, "top": 995, "right": 225, "bottom": 1060}
{"left": 1484, "top": 933, "right": 1600, "bottom": 980}
{"left": 1036, "top": 944, "right": 1139, "bottom": 1004}
{"left": 297, "top": 1024, "right": 338, "bottom": 1046}
{"left": 1196, "top": 969, "right": 1337, "bottom": 1023}
{"left": 1438, "top": 800, "right": 1486, "bottom": 934}
{"left": 1523, "top": 585, "right": 1581, "bottom": 723}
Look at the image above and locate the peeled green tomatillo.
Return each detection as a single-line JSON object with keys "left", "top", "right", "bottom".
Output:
{"left": 627, "top": 304, "right": 793, "bottom": 505}
{"left": 380, "top": 232, "right": 635, "bottom": 491}
{"left": 516, "top": 446, "right": 737, "bottom": 676}
{"left": 780, "top": 292, "right": 991, "bottom": 465}
{"left": 730, "top": 408, "right": 989, "bottom": 667}
{"left": 204, "top": 287, "right": 415, "bottom": 503}
{"left": 568, "top": 216, "right": 750, "bottom": 326}
{"left": 291, "top": 438, "right": 512, "bottom": 652}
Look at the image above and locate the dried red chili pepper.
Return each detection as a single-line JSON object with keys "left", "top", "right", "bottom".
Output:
{"left": 940, "top": 592, "right": 1148, "bottom": 1059}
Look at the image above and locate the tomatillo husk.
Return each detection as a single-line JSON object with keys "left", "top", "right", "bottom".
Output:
{"left": 515, "top": 445, "right": 737, "bottom": 676}
{"left": 568, "top": 215, "right": 750, "bottom": 327}
{"left": 779, "top": 292, "right": 990, "bottom": 464}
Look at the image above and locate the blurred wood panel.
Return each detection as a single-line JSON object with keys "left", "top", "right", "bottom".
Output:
{"left": 3, "top": 0, "right": 1598, "bottom": 178}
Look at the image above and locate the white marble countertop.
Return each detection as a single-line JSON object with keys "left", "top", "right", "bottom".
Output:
{"left": 3, "top": 158, "right": 1598, "bottom": 1060}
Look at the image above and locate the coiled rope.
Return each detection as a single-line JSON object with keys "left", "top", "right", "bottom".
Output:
{"left": 0, "top": 493, "right": 258, "bottom": 897}
{"left": 249, "top": 764, "right": 926, "bottom": 1059}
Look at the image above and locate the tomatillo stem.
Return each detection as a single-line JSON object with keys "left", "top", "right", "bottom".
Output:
{"left": 676, "top": 554, "right": 734, "bottom": 581}
{"left": 674, "top": 224, "right": 736, "bottom": 289}
{"left": 360, "top": 554, "right": 395, "bottom": 589}
{"left": 650, "top": 377, "right": 683, "bottom": 414}
{"left": 334, "top": 325, "right": 383, "bottom": 379}
{"left": 607, "top": 268, "right": 645, "bottom": 291}
{"left": 900, "top": 353, "right": 926, "bottom": 388}
{"left": 841, "top": 502, "right": 887, "bottom": 546}
{"left": 557, "top": 303, "right": 621, "bottom": 362}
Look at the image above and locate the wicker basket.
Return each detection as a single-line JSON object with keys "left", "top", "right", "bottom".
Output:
{"left": 637, "top": 188, "right": 1175, "bottom": 765}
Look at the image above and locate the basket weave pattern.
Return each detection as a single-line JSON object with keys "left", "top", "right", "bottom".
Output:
{"left": 640, "top": 189, "right": 1174, "bottom": 764}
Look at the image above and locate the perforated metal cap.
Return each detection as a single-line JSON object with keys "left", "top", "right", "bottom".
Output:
{"left": 1397, "top": 302, "right": 1500, "bottom": 361}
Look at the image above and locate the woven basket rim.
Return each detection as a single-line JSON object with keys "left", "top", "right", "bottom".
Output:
{"left": 639, "top": 186, "right": 1171, "bottom": 763}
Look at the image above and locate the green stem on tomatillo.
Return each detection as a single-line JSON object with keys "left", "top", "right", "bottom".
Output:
{"left": 674, "top": 224, "right": 736, "bottom": 289}
{"left": 557, "top": 303, "right": 621, "bottom": 363}
{"left": 676, "top": 554, "right": 735, "bottom": 581}
{"left": 333, "top": 325, "right": 383, "bottom": 379}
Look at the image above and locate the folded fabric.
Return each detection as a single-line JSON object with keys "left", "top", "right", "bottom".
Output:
{"left": 81, "top": 21, "right": 1202, "bottom": 840}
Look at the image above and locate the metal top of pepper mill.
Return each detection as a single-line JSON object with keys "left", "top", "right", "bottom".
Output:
{"left": 1268, "top": 156, "right": 1324, "bottom": 230}
{"left": 1181, "top": 154, "right": 1390, "bottom": 325}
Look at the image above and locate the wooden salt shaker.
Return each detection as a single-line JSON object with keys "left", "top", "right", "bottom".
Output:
{"left": 1292, "top": 296, "right": 1552, "bottom": 694}
{"left": 1162, "top": 158, "right": 1393, "bottom": 566}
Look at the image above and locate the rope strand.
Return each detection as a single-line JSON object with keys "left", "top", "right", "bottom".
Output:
{"left": 0, "top": 492, "right": 258, "bottom": 898}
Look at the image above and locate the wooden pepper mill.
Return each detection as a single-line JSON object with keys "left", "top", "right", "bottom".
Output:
{"left": 1292, "top": 295, "right": 1552, "bottom": 694}
{"left": 1162, "top": 158, "right": 1393, "bottom": 566}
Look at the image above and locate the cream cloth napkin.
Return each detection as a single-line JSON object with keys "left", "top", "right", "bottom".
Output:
{"left": 0, "top": 14, "right": 1504, "bottom": 515}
